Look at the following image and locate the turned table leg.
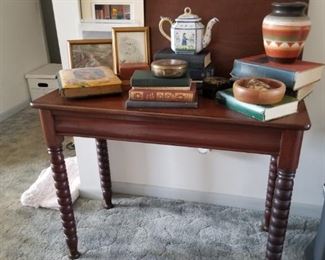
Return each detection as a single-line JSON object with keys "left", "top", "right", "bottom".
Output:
{"left": 266, "top": 130, "right": 303, "bottom": 259}
{"left": 262, "top": 155, "right": 278, "bottom": 232}
{"left": 96, "top": 139, "right": 113, "bottom": 209}
{"left": 266, "top": 169, "right": 296, "bottom": 259}
{"left": 49, "top": 146, "right": 81, "bottom": 259}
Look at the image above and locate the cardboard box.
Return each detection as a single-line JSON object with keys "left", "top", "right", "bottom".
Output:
{"left": 25, "top": 63, "right": 62, "bottom": 101}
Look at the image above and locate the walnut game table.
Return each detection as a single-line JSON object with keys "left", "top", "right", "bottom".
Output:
{"left": 31, "top": 90, "right": 311, "bottom": 259}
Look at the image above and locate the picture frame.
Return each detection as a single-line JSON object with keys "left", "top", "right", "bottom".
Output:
{"left": 112, "top": 26, "right": 150, "bottom": 74}
{"left": 67, "top": 39, "right": 113, "bottom": 69}
{"left": 80, "top": 0, "right": 144, "bottom": 32}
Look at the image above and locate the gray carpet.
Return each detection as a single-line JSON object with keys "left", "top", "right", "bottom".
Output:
{"left": 0, "top": 108, "right": 319, "bottom": 260}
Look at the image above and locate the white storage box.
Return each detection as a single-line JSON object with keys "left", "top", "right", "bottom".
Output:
{"left": 25, "top": 63, "right": 62, "bottom": 101}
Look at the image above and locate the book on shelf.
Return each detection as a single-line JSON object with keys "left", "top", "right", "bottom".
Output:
{"left": 286, "top": 82, "right": 315, "bottom": 100}
{"left": 58, "top": 66, "right": 122, "bottom": 98}
{"left": 125, "top": 96, "right": 198, "bottom": 109}
{"left": 131, "top": 70, "right": 191, "bottom": 87}
{"left": 129, "top": 84, "right": 196, "bottom": 102}
{"left": 216, "top": 89, "right": 298, "bottom": 122}
{"left": 230, "top": 54, "right": 324, "bottom": 90}
{"left": 154, "top": 48, "right": 211, "bottom": 69}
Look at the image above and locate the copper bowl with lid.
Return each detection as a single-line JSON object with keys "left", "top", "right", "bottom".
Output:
{"left": 151, "top": 59, "right": 188, "bottom": 78}
{"left": 233, "top": 78, "right": 286, "bottom": 105}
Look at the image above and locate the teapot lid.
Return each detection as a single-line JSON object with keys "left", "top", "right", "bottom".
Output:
{"left": 176, "top": 7, "right": 201, "bottom": 21}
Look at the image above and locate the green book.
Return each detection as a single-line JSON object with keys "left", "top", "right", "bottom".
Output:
{"left": 131, "top": 70, "right": 191, "bottom": 87}
{"left": 216, "top": 89, "right": 299, "bottom": 121}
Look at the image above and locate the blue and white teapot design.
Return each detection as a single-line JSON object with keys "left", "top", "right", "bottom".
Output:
{"left": 159, "top": 7, "right": 219, "bottom": 54}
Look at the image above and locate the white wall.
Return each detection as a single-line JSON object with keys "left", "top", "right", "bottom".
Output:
{"left": 52, "top": 0, "right": 81, "bottom": 69}
{"left": 294, "top": 0, "right": 325, "bottom": 210}
{"left": 53, "top": 0, "right": 325, "bottom": 217}
{"left": 0, "top": 0, "right": 48, "bottom": 121}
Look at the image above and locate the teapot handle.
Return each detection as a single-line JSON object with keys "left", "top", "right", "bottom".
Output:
{"left": 159, "top": 17, "right": 173, "bottom": 42}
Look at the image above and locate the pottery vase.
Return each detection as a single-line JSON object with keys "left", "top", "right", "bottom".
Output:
{"left": 262, "top": 2, "right": 311, "bottom": 63}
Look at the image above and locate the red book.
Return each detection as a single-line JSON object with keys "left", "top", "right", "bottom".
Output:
{"left": 231, "top": 54, "right": 324, "bottom": 90}
{"left": 119, "top": 63, "right": 150, "bottom": 80}
{"left": 129, "top": 84, "right": 196, "bottom": 102}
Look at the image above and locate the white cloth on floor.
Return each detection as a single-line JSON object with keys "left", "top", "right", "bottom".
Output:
{"left": 20, "top": 157, "right": 80, "bottom": 210}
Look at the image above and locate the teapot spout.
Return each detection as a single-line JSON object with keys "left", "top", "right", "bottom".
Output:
{"left": 202, "top": 17, "right": 219, "bottom": 49}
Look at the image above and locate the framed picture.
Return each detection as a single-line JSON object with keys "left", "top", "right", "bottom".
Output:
{"left": 80, "top": 0, "right": 144, "bottom": 32}
{"left": 68, "top": 39, "right": 113, "bottom": 69}
{"left": 112, "top": 26, "right": 150, "bottom": 74}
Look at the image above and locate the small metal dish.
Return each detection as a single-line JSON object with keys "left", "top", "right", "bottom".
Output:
{"left": 151, "top": 59, "right": 188, "bottom": 78}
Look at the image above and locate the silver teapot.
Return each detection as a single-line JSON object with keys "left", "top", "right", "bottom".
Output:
{"left": 159, "top": 7, "right": 219, "bottom": 54}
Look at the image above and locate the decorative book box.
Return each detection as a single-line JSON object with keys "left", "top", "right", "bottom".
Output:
{"left": 58, "top": 66, "right": 122, "bottom": 98}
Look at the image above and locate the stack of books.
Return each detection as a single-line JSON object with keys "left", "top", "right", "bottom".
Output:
{"left": 154, "top": 48, "right": 214, "bottom": 83}
{"left": 125, "top": 70, "right": 198, "bottom": 108}
{"left": 216, "top": 89, "right": 299, "bottom": 121}
{"left": 216, "top": 54, "right": 324, "bottom": 121}
{"left": 230, "top": 54, "right": 324, "bottom": 100}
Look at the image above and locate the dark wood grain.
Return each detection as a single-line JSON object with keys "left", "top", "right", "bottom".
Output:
{"left": 266, "top": 169, "right": 296, "bottom": 259}
{"left": 33, "top": 1, "right": 310, "bottom": 258}
{"left": 32, "top": 91, "right": 310, "bottom": 259}
{"left": 49, "top": 146, "right": 80, "bottom": 259}
{"left": 33, "top": 89, "right": 310, "bottom": 259}
{"left": 145, "top": 0, "right": 308, "bottom": 77}
{"left": 39, "top": 109, "right": 80, "bottom": 258}
{"left": 96, "top": 139, "right": 113, "bottom": 209}
{"left": 263, "top": 155, "right": 278, "bottom": 232}
{"left": 31, "top": 90, "right": 311, "bottom": 131}
{"left": 266, "top": 130, "right": 304, "bottom": 259}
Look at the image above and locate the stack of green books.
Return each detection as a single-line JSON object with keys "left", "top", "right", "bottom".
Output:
{"left": 126, "top": 70, "right": 198, "bottom": 108}
{"left": 216, "top": 88, "right": 299, "bottom": 122}
{"left": 216, "top": 54, "right": 325, "bottom": 121}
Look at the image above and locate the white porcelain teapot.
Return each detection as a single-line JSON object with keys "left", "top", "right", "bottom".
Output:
{"left": 159, "top": 7, "right": 219, "bottom": 54}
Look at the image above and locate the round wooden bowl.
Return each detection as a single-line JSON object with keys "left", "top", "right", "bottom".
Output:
{"left": 233, "top": 78, "right": 286, "bottom": 105}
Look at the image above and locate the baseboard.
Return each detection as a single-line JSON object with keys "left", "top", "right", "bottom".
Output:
{"left": 80, "top": 181, "right": 323, "bottom": 218}
{"left": 0, "top": 99, "right": 30, "bottom": 122}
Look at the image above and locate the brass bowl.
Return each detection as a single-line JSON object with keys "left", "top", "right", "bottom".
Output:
{"left": 151, "top": 59, "right": 188, "bottom": 78}
{"left": 233, "top": 78, "right": 286, "bottom": 105}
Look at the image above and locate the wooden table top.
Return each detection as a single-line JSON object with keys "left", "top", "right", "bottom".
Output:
{"left": 31, "top": 90, "right": 311, "bottom": 131}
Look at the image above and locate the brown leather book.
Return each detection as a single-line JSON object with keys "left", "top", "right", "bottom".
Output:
{"left": 125, "top": 95, "right": 198, "bottom": 109}
{"left": 129, "top": 84, "right": 196, "bottom": 102}
{"left": 119, "top": 63, "right": 150, "bottom": 80}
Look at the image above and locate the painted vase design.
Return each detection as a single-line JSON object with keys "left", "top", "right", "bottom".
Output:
{"left": 262, "top": 2, "right": 311, "bottom": 63}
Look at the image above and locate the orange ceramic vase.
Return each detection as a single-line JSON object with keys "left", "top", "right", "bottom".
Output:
{"left": 262, "top": 2, "right": 311, "bottom": 63}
